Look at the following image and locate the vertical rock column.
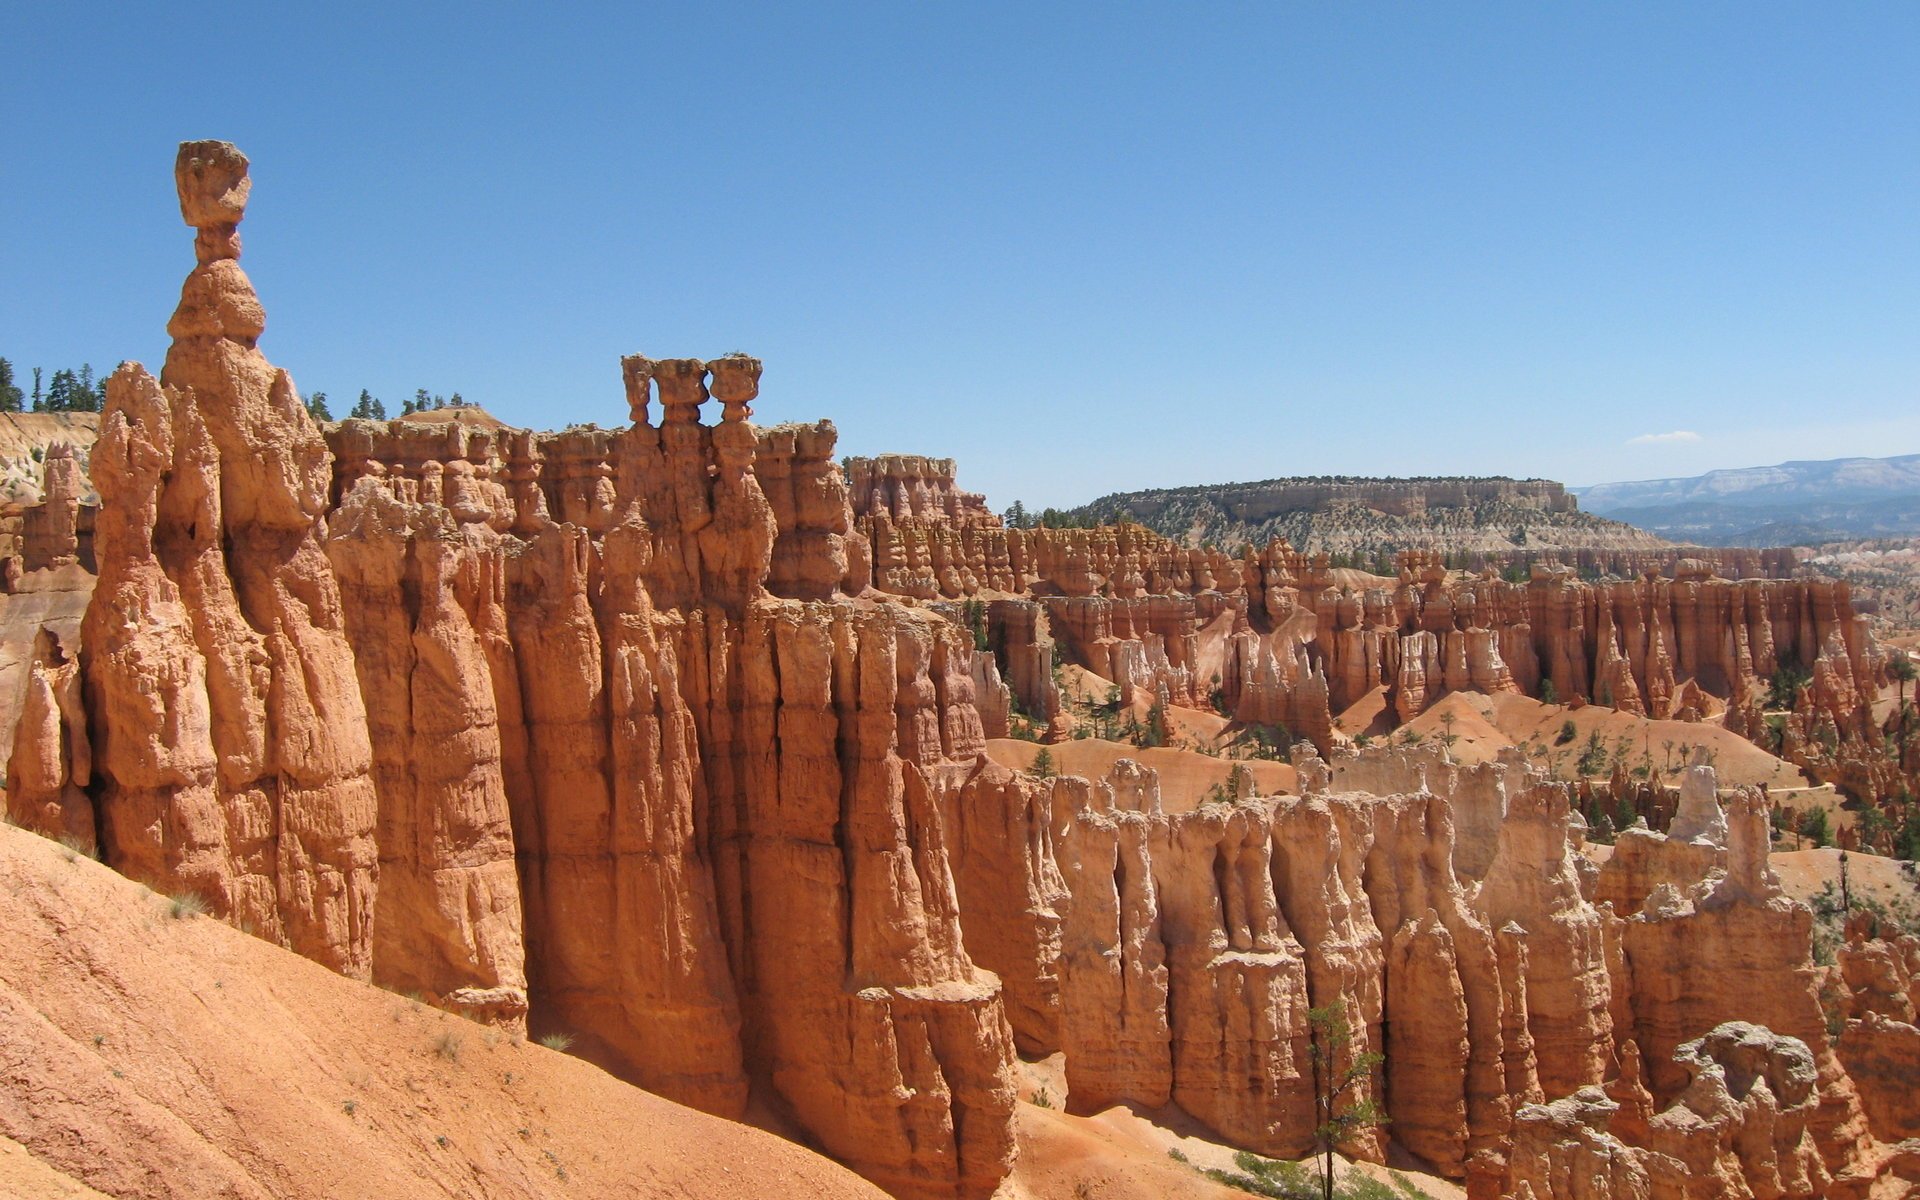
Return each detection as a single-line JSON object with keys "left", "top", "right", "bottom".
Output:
{"left": 1160, "top": 802, "right": 1315, "bottom": 1157}
{"left": 939, "top": 760, "right": 1070, "bottom": 1056}
{"left": 85, "top": 141, "right": 378, "bottom": 975}
{"left": 326, "top": 485, "right": 528, "bottom": 1025}
{"left": 5, "top": 629, "right": 92, "bottom": 848}
{"left": 737, "top": 600, "right": 1017, "bottom": 1200}
{"left": 616, "top": 358, "right": 1017, "bottom": 1194}
{"left": 502, "top": 495, "right": 750, "bottom": 1112}
{"left": 1476, "top": 781, "right": 1615, "bottom": 1098}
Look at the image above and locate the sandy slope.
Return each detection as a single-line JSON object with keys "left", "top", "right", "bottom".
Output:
{"left": 1398, "top": 690, "right": 1812, "bottom": 790}
{"left": 985, "top": 738, "right": 1296, "bottom": 810}
{"left": 1772, "top": 847, "right": 1920, "bottom": 917}
{"left": 0, "top": 1134, "right": 113, "bottom": 1200}
{"left": 995, "top": 1058, "right": 1463, "bottom": 1200}
{"left": 0, "top": 822, "right": 887, "bottom": 1200}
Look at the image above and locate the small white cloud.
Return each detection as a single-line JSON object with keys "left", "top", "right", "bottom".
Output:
{"left": 1626, "top": 430, "right": 1703, "bottom": 446}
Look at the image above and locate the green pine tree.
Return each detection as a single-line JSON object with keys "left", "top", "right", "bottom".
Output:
{"left": 44, "top": 369, "right": 75, "bottom": 412}
{"left": 75, "top": 364, "right": 99, "bottom": 412}
{"left": 351, "top": 389, "right": 387, "bottom": 420}
{"left": 0, "top": 359, "right": 23, "bottom": 413}
{"left": 1308, "top": 1001, "right": 1386, "bottom": 1200}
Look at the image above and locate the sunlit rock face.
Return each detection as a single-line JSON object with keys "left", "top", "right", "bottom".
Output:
{"left": 33, "top": 138, "right": 1908, "bottom": 1200}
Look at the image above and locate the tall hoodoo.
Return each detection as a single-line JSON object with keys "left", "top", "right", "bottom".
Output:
{"left": 85, "top": 142, "right": 384, "bottom": 976}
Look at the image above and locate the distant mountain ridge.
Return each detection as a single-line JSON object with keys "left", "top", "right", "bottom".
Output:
{"left": 1575, "top": 453, "right": 1920, "bottom": 546}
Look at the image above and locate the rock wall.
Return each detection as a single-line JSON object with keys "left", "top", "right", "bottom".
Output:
{"left": 64, "top": 141, "right": 1014, "bottom": 1200}
{"left": 846, "top": 454, "right": 996, "bottom": 526}
{"left": 846, "top": 507, "right": 1886, "bottom": 791}
{"left": 938, "top": 744, "right": 1877, "bottom": 1192}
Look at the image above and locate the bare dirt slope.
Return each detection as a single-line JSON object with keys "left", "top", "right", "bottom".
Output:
{"left": 1399, "top": 690, "right": 1811, "bottom": 789}
{"left": 985, "top": 738, "right": 1296, "bottom": 809}
{"left": 0, "top": 1133, "right": 113, "bottom": 1200}
{"left": 0, "top": 412, "right": 98, "bottom": 504}
{"left": 1773, "top": 847, "right": 1920, "bottom": 918}
{"left": 995, "top": 1058, "right": 1463, "bottom": 1200}
{"left": 0, "top": 822, "right": 888, "bottom": 1200}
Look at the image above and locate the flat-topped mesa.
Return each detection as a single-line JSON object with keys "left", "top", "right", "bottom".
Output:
{"left": 1107, "top": 477, "right": 1580, "bottom": 524}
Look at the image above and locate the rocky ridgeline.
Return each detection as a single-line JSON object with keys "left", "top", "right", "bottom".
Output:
{"left": 1057, "top": 474, "right": 1671, "bottom": 558}
{"left": 4, "top": 141, "right": 1918, "bottom": 1199}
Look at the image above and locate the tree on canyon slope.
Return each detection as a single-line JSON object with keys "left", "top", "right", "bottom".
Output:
{"left": 1308, "top": 1000, "right": 1385, "bottom": 1200}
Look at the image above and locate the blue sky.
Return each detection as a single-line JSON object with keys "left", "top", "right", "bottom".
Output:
{"left": 4, "top": 3, "right": 1917, "bottom": 509}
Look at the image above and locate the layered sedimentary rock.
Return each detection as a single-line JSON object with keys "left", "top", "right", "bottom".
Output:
{"left": 940, "top": 761, "right": 1069, "bottom": 1055}
{"left": 935, "top": 738, "right": 1886, "bottom": 1192}
{"left": 1508, "top": 1022, "right": 1831, "bottom": 1200}
{"left": 0, "top": 414, "right": 102, "bottom": 587}
{"left": 27, "top": 138, "right": 1913, "bottom": 1200}
{"left": 18, "top": 442, "right": 93, "bottom": 573}
{"left": 326, "top": 485, "right": 527, "bottom": 1025}
{"left": 60, "top": 141, "right": 1015, "bottom": 1200}
{"left": 1475, "top": 781, "right": 1615, "bottom": 1098}
{"left": 339, "top": 427, "right": 1879, "bottom": 785}
{"left": 957, "top": 755, "right": 1485, "bottom": 1170}
{"left": 1835, "top": 912, "right": 1920, "bottom": 1142}
{"left": 840, "top": 494, "right": 1884, "bottom": 791}
{"left": 847, "top": 454, "right": 996, "bottom": 526}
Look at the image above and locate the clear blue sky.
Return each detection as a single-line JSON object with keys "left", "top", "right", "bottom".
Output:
{"left": 5, "top": 3, "right": 1918, "bottom": 509}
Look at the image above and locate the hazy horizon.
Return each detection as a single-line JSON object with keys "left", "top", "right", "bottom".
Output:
{"left": 6, "top": 4, "right": 1918, "bottom": 510}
